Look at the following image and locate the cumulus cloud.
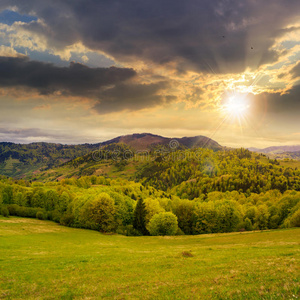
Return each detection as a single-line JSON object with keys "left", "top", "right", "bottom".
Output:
{"left": 1, "top": 0, "right": 300, "bottom": 74}
{"left": 0, "top": 45, "right": 23, "bottom": 57}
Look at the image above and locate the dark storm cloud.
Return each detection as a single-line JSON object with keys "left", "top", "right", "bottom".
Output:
{"left": 0, "top": 56, "right": 136, "bottom": 96}
{"left": 94, "top": 81, "right": 176, "bottom": 114}
{"left": 1, "top": 0, "right": 300, "bottom": 74}
{"left": 0, "top": 56, "right": 174, "bottom": 113}
{"left": 252, "top": 84, "right": 300, "bottom": 114}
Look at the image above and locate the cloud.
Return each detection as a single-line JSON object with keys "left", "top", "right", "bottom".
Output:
{"left": 290, "top": 62, "right": 300, "bottom": 78}
{"left": 0, "top": 56, "right": 136, "bottom": 96}
{"left": 0, "top": 126, "right": 68, "bottom": 143}
{"left": 0, "top": 56, "right": 175, "bottom": 114}
{"left": 33, "top": 104, "right": 51, "bottom": 110}
{"left": 252, "top": 84, "right": 300, "bottom": 114}
{"left": 1, "top": 0, "right": 300, "bottom": 74}
{"left": 94, "top": 81, "right": 176, "bottom": 114}
{"left": 0, "top": 45, "right": 23, "bottom": 57}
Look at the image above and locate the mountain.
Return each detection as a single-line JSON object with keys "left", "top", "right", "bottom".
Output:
{"left": 0, "top": 133, "right": 222, "bottom": 179}
{"left": 97, "top": 133, "right": 170, "bottom": 151}
{"left": 248, "top": 145, "right": 300, "bottom": 154}
{"left": 97, "top": 133, "right": 222, "bottom": 151}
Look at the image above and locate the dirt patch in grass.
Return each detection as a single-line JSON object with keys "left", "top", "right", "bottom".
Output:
{"left": 181, "top": 251, "right": 194, "bottom": 257}
{"left": 0, "top": 218, "right": 40, "bottom": 224}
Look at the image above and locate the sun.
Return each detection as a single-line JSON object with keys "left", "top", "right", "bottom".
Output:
{"left": 224, "top": 95, "right": 249, "bottom": 117}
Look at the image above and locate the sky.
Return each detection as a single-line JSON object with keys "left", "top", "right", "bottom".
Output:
{"left": 0, "top": 1, "right": 300, "bottom": 148}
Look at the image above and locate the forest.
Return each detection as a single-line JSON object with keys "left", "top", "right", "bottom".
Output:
{"left": 0, "top": 147, "right": 300, "bottom": 236}
{"left": 0, "top": 142, "right": 99, "bottom": 178}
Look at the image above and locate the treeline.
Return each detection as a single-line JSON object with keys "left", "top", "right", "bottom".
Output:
{"left": 0, "top": 175, "right": 299, "bottom": 236}
{"left": 137, "top": 148, "right": 300, "bottom": 198}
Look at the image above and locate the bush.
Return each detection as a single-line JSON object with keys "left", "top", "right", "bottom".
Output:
{"left": 175, "top": 227, "right": 185, "bottom": 235}
{"left": 147, "top": 212, "right": 178, "bottom": 236}
{"left": 60, "top": 213, "right": 75, "bottom": 226}
{"left": 116, "top": 225, "right": 143, "bottom": 236}
{"left": 49, "top": 210, "right": 61, "bottom": 223}
{"left": 0, "top": 206, "right": 9, "bottom": 217}
{"left": 26, "top": 207, "right": 40, "bottom": 218}
{"left": 36, "top": 211, "right": 45, "bottom": 220}
{"left": 6, "top": 204, "right": 19, "bottom": 216}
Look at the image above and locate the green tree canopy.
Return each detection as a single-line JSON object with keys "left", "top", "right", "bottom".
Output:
{"left": 147, "top": 212, "right": 178, "bottom": 236}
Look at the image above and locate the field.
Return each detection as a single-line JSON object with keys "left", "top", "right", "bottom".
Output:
{"left": 0, "top": 217, "right": 299, "bottom": 299}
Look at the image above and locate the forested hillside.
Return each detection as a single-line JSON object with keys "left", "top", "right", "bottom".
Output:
{"left": 0, "top": 134, "right": 222, "bottom": 179}
{"left": 1, "top": 148, "right": 300, "bottom": 236}
{"left": 137, "top": 148, "right": 300, "bottom": 198}
{"left": 1, "top": 138, "right": 300, "bottom": 236}
{"left": 0, "top": 142, "right": 98, "bottom": 178}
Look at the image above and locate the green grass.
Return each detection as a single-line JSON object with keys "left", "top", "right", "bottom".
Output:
{"left": 0, "top": 217, "right": 299, "bottom": 299}
{"left": 280, "top": 160, "right": 300, "bottom": 169}
{"left": 34, "top": 160, "right": 142, "bottom": 181}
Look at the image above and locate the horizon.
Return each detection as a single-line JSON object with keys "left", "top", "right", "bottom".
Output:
{"left": 1, "top": 132, "right": 300, "bottom": 150}
{"left": 1, "top": 1, "right": 300, "bottom": 148}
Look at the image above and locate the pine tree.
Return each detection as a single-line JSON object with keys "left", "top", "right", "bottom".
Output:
{"left": 133, "top": 198, "right": 148, "bottom": 235}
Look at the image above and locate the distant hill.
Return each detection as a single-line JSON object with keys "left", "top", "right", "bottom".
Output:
{"left": 248, "top": 145, "right": 300, "bottom": 154}
{"left": 0, "top": 142, "right": 98, "bottom": 178}
{"left": 0, "top": 133, "right": 222, "bottom": 178}
{"left": 282, "top": 151, "right": 300, "bottom": 160}
{"left": 97, "top": 133, "right": 222, "bottom": 151}
{"left": 97, "top": 133, "right": 170, "bottom": 151}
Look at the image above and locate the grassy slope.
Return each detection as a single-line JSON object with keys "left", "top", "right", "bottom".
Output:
{"left": 0, "top": 217, "right": 299, "bottom": 299}
{"left": 34, "top": 158, "right": 143, "bottom": 181}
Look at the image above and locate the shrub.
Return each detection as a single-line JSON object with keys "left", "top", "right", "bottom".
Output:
{"left": 147, "top": 212, "right": 178, "bottom": 236}
{"left": 26, "top": 207, "right": 40, "bottom": 218}
{"left": 60, "top": 213, "right": 75, "bottom": 226}
{"left": 36, "top": 211, "right": 45, "bottom": 220}
{"left": 17, "top": 206, "right": 27, "bottom": 217}
{"left": 0, "top": 206, "right": 9, "bottom": 217}
{"left": 116, "top": 225, "right": 142, "bottom": 236}
{"left": 6, "top": 204, "right": 19, "bottom": 216}
{"left": 49, "top": 210, "right": 62, "bottom": 223}
{"left": 175, "top": 227, "right": 185, "bottom": 235}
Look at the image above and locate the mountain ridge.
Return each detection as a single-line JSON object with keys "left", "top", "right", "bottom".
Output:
{"left": 0, "top": 133, "right": 222, "bottom": 178}
{"left": 96, "top": 133, "right": 222, "bottom": 151}
{"left": 248, "top": 145, "right": 300, "bottom": 154}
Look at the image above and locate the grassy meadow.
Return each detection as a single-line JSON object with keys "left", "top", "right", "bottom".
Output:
{"left": 0, "top": 216, "right": 299, "bottom": 299}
